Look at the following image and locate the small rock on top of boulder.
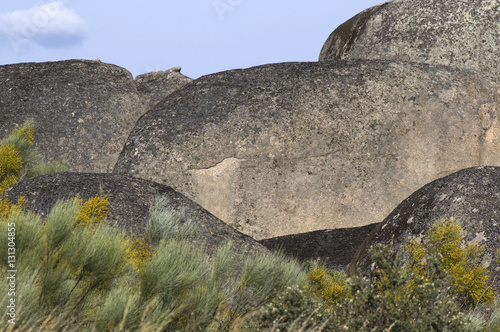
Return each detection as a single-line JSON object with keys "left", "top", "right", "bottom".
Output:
{"left": 135, "top": 67, "right": 193, "bottom": 108}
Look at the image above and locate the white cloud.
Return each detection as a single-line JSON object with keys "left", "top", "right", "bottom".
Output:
{"left": 0, "top": 2, "right": 86, "bottom": 50}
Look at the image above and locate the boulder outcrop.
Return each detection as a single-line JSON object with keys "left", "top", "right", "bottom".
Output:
{"left": 0, "top": 60, "right": 148, "bottom": 173}
{"left": 349, "top": 166, "right": 500, "bottom": 289}
{"left": 5, "top": 172, "right": 267, "bottom": 256}
{"left": 135, "top": 67, "right": 193, "bottom": 108}
{"left": 260, "top": 223, "right": 378, "bottom": 271}
{"left": 113, "top": 59, "right": 500, "bottom": 240}
{"left": 319, "top": 0, "right": 500, "bottom": 82}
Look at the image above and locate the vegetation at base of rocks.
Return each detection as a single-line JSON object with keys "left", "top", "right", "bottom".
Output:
{"left": 0, "top": 121, "right": 69, "bottom": 194}
{"left": 0, "top": 194, "right": 307, "bottom": 331}
{"left": 4, "top": 211, "right": 500, "bottom": 331}
{"left": 255, "top": 245, "right": 478, "bottom": 331}
{"left": 145, "top": 196, "right": 198, "bottom": 245}
{"left": 0, "top": 122, "right": 69, "bottom": 220}
{"left": 253, "top": 218, "right": 500, "bottom": 331}
{"left": 2, "top": 125, "right": 500, "bottom": 330}
{"left": 0, "top": 196, "right": 26, "bottom": 220}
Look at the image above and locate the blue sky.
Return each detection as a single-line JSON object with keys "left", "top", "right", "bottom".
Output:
{"left": 0, "top": 1, "right": 383, "bottom": 79}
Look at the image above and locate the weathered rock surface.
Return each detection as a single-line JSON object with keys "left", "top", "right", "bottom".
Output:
{"left": 113, "top": 60, "right": 500, "bottom": 240}
{"left": 349, "top": 166, "right": 500, "bottom": 288}
{"left": 135, "top": 67, "right": 193, "bottom": 108}
{"left": 319, "top": 0, "right": 500, "bottom": 82}
{"left": 0, "top": 60, "right": 148, "bottom": 173}
{"left": 5, "top": 172, "right": 267, "bottom": 256}
{"left": 260, "top": 223, "right": 378, "bottom": 271}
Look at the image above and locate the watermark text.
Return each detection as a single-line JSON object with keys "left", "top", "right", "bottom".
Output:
{"left": 6, "top": 222, "right": 16, "bottom": 325}
{"left": 213, "top": 0, "right": 243, "bottom": 20}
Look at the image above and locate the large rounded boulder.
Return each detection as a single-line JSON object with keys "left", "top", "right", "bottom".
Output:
{"left": 349, "top": 166, "right": 500, "bottom": 288}
{"left": 114, "top": 60, "right": 500, "bottom": 240}
{"left": 0, "top": 60, "right": 148, "bottom": 172}
{"left": 5, "top": 172, "right": 266, "bottom": 256}
{"left": 319, "top": 0, "right": 500, "bottom": 81}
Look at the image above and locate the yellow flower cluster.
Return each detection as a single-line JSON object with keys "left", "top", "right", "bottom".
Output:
{"left": 407, "top": 218, "right": 495, "bottom": 305}
{"left": 76, "top": 194, "right": 109, "bottom": 226}
{"left": 0, "top": 144, "right": 23, "bottom": 193}
{"left": 122, "top": 236, "right": 153, "bottom": 270}
{"left": 0, "top": 121, "right": 35, "bottom": 193}
{"left": 0, "top": 196, "right": 26, "bottom": 219}
{"left": 305, "top": 265, "right": 349, "bottom": 305}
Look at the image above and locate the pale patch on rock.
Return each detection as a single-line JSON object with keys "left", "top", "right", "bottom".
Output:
{"left": 188, "top": 157, "right": 245, "bottom": 223}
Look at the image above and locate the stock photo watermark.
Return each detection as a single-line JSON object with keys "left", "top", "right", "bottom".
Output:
{"left": 213, "top": 0, "right": 243, "bottom": 20}
{"left": 4, "top": 0, "right": 84, "bottom": 54}
{"left": 6, "top": 221, "right": 16, "bottom": 325}
{"left": 7, "top": 0, "right": 62, "bottom": 53}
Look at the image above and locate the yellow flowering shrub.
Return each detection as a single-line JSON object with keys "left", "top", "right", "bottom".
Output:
{"left": 76, "top": 194, "right": 109, "bottom": 226}
{"left": 12, "top": 121, "right": 34, "bottom": 144}
{"left": 0, "top": 121, "right": 35, "bottom": 192}
{"left": 123, "top": 235, "right": 153, "bottom": 270}
{"left": 0, "top": 144, "right": 23, "bottom": 192}
{"left": 0, "top": 196, "right": 26, "bottom": 220}
{"left": 406, "top": 218, "right": 495, "bottom": 305}
{"left": 305, "top": 264, "right": 349, "bottom": 305}
{"left": 73, "top": 194, "right": 153, "bottom": 271}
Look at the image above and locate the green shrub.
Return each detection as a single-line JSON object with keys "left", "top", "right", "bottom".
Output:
{"left": 0, "top": 198, "right": 129, "bottom": 326}
{"left": 256, "top": 285, "right": 333, "bottom": 331}
{"left": 138, "top": 203, "right": 308, "bottom": 330}
{"left": 254, "top": 219, "right": 491, "bottom": 332}
{"left": 255, "top": 244, "right": 481, "bottom": 331}
{"left": 139, "top": 238, "right": 207, "bottom": 307}
{"left": 26, "top": 159, "right": 69, "bottom": 178}
{"left": 0, "top": 193, "right": 309, "bottom": 331}
{"left": 146, "top": 196, "right": 197, "bottom": 245}
{"left": 343, "top": 243, "right": 477, "bottom": 332}
{"left": 238, "top": 251, "right": 307, "bottom": 308}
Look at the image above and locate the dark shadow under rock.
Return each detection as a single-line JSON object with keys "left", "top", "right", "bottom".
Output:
{"left": 260, "top": 223, "right": 378, "bottom": 271}
{"left": 5, "top": 172, "right": 267, "bottom": 257}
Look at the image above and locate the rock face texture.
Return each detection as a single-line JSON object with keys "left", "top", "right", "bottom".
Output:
{"left": 260, "top": 223, "right": 378, "bottom": 271}
{"left": 114, "top": 60, "right": 500, "bottom": 240}
{"left": 319, "top": 0, "right": 500, "bottom": 82}
{"left": 135, "top": 67, "right": 193, "bottom": 108}
{"left": 349, "top": 167, "right": 500, "bottom": 289}
{"left": 0, "top": 60, "right": 148, "bottom": 173}
{"left": 5, "top": 172, "right": 266, "bottom": 256}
